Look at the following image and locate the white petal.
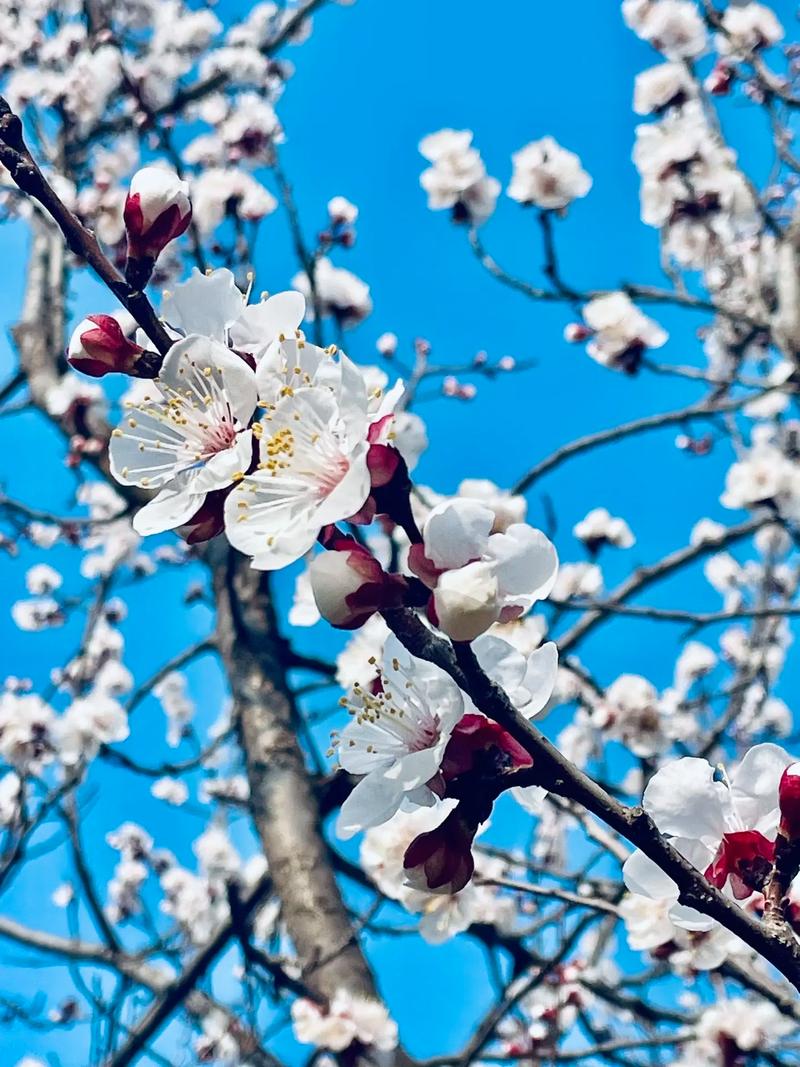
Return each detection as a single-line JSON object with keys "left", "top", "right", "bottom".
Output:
{"left": 231, "top": 291, "right": 306, "bottom": 355}
{"left": 472, "top": 635, "right": 527, "bottom": 696}
{"left": 133, "top": 485, "right": 205, "bottom": 536}
{"left": 622, "top": 849, "right": 678, "bottom": 900}
{"left": 642, "top": 757, "right": 729, "bottom": 843}
{"left": 336, "top": 774, "right": 404, "bottom": 838}
{"left": 667, "top": 902, "right": 716, "bottom": 932}
{"left": 192, "top": 431, "right": 252, "bottom": 494}
{"left": 423, "top": 499, "right": 494, "bottom": 570}
{"left": 161, "top": 268, "right": 245, "bottom": 342}
{"left": 489, "top": 524, "right": 559, "bottom": 600}
{"left": 730, "top": 742, "right": 794, "bottom": 833}
{"left": 520, "top": 642, "right": 559, "bottom": 717}
{"left": 512, "top": 784, "right": 547, "bottom": 813}
{"left": 384, "top": 747, "right": 444, "bottom": 790}
{"left": 316, "top": 441, "right": 371, "bottom": 526}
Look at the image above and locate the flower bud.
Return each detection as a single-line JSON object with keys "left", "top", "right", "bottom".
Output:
{"left": 779, "top": 763, "right": 800, "bottom": 840}
{"left": 432, "top": 560, "right": 500, "bottom": 642}
{"left": 403, "top": 806, "right": 476, "bottom": 895}
{"left": 376, "top": 332, "right": 398, "bottom": 358}
{"left": 67, "top": 315, "right": 143, "bottom": 378}
{"left": 704, "top": 62, "right": 733, "bottom": 97}
{"left": 309, "top": 542, "right": 403, "bottom": 629}
{"left": 564, "top": 323, "right": 592, "bottom": 343}
{"left": 123, "top": 166, "right": 192, "bottom": 280}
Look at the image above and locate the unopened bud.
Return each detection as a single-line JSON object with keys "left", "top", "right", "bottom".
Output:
{"left": 309, "top": 542, "right": 403, "bottom": 629}
{"left": 124, "top": 166, "right": 192, "bottom": 283}
{"left": 564, "top": 323, "right": 591, "bottom": 343}
{"left": 404, "top": 806, "right": 476, "bottom": 895}
{"left": 433, "top": 561, "right": 500, "bottom": 642}
{"left": 705, "top": 63, "right": 733, "bottom": 97}
{"left": 779, "top": 763, "right": 800, "bottom": 840}
{"left": 376, "top": 332, "right": 398, "bottom": 358}
{"left": 327, "top": 196, "right": 358, "bottom": 225}
{"left": 67, "top": 315, "right": 143, "bottom": 378}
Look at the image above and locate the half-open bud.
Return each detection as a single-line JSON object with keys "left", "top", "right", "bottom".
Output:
{"left": 704, "top": 63, "right": 733, "bottom": 96}
{"left": 403, "top": 805, "right": 476, "bottom": 895}
{"left": 124, "top": 166, "right": 192, "bottom": 285}
{"left": 68, "top": 315, "right": 144, "bottom": 378}
{"left": 432, "top": 560, "right": 500, "bottom": 642}
{"left": 309, "top": 540, "right": 404, "bottom": 629}
{"left": 779, "top": 763, "right": 800, "bottom": 840}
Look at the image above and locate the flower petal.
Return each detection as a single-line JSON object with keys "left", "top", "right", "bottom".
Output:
{"left": 230, "top": 290, "right": 306, "bottom": 355}
{"left": 423, "top": 499, "right": 495, "bottom": 570}
{"left": 730, "top": 742, "right": 794, "bottom": 834}
{"left": 336, "top": 774, "right": 404, "bottom": 838}
{"left": 161, "top": 268, "right": 245, "bottom": 342}
{"left": 133, "top": 484, "right": 206, "bottom": 536}
{"left": 642, "top": 757, "right": 729, "bottom": 843}
{"left": 520, "top": 642, "right": 559, "bottom": 717}
{"left": 489, "top": 524, "right": 559, "bottom": 601}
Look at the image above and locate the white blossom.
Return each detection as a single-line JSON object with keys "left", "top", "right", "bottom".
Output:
{"left": 419, "top": 128, "right": 500, "bottom": 225}
{"left": 507, "top": 136, "right": 592, "bottom": 210}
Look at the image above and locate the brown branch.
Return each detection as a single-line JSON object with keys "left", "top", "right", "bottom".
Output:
{"left": 382, "top": 607, "right": 800, "bottom": 991}
{"left": 0, "top": 912, "right": 281, "bottom": 1067}
{"left": 512, "top": 393, "right": 787, "bottom": 495}
{"left": 0, "top": 96, "right": 171, "bottom": 361}
{"left": 549, "top": 597, "right": 800, "bottom": 627}
{"left": 468, "top": 228, "right": 765, "bottom": 328}
{"left": 556, "top": 515, "right": 768, "bottom": 654}
{"left": 103, "top": 873, "right": 275, "bottom": 1067}
{"left": 208, "top": 541, "right": 379, "bottom": 1003}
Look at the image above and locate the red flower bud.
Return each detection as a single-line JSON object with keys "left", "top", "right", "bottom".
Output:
{"left": 564, "top": 323, "right": 592, "bottom": 343}
{"left": 309, "top": 540, "right": 405, "bottom": 629}
{"left": 403, "top": 806, "right": 476, "bottom": 895}
{"left": 779, "top": 763, "right": 800, "bottom": 840}
{"left": 124, "top": 166, "right": 192, "bottom": 274}
{"left": 704, "top": 63, "right": 733, "bottom": 97}
{"left": 67, "top": 315, "right": 143, "bottom": 378}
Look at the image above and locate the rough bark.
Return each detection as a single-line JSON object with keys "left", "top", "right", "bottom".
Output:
{"left": 209, "top": 539, "right": 377, "bottom": 1002}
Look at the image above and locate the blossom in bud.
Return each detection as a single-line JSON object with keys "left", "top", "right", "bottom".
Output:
{"left": 704, "top": 62, "right": 733, "bottom": 96}
{"left": 309, "top": 541, "right": 404, "bottom": 629}
{"left": 124, "top": 166, "right": 192, "bottom": 265}
{"left": 779, "top": 763, "right": 800, "bottom": 840}
{"left": 414, "top": 499, "right": 557, "bottom": 641}
{"left": 564, "top": 322, "right": 592, "bottom": 343}
{"left": 68, "top": 315, "right": 143, "bottom": 378}
{"left": 376, "top": 332, "right": 398, "bottom": 358}
{"left": 433, "top": 560, "right": 501, "bottom": 642}
{"left": 403, "top": 805, "right": 477, "bottom": 895}
{"left": 327, "top": 195, "right": 359, "bottom": 225}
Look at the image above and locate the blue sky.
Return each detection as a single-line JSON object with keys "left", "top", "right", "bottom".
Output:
{"left": 1, "top": 1, "right": 798, "bottom": 1063}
